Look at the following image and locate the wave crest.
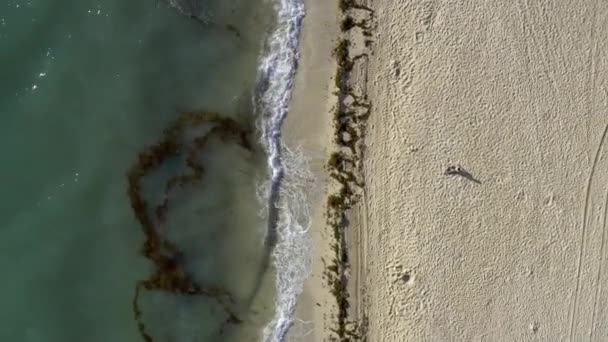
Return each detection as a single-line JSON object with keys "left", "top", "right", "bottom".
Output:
{"left": 254, "top": 0, "right": 310, "bottom": 341}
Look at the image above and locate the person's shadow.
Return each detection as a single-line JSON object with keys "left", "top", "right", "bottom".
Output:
{"left": 445, "top": 165, "right": 481, "bottom": 184}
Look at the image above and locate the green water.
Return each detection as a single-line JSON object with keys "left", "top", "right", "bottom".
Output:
{"left": 0, "top": 0, "right": 275, "bottom": 341}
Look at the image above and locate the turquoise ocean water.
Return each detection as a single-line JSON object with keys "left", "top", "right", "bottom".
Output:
{"left": 0, "top": 0, "right": 301, "bottom": 341}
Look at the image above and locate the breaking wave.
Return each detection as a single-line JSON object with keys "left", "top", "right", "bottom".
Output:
{"left": 254, "top": 0, "right": 313, "bottom": 341}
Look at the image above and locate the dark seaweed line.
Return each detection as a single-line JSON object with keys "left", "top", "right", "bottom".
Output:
{"left": 127, "top": 111, "right": 253, "bottom": 342}
{"left": 163, "top": 0, "right": 243, "bottom": 39}
{"left": 325, "top": 1, "right": 374, "bottom": 341}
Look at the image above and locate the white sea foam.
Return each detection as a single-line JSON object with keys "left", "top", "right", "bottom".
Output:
{"left": 254, "top": 0, "right": 311, "bottom": 340}
{"left": 262, "top": 146, "right": 314, "bottom": 342}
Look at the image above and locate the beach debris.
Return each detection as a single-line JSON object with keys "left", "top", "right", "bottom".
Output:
{"left": 127, "top": 111, "right": 252, "bottom": 341}
{"left": 339, "top": 0, "right": 374, "bottom": 12}
{"left": 326, "top": 2, "right": 376, "bottom": 341}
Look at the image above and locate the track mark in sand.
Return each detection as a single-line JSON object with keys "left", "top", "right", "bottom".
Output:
{"left": 518, "top": 0, "right": 560, "bottom": 97}
{"left": 387, "top": 50, "right": 414, "bottom": 142}
{"left": 588, "top": 4, "right": 600, "bottom": 155}
{"left": 569, "top": 1, "right": 601, "bottom": 340}
{"left": 568, "top": 121, "right": 608, "bottom": 342}
{"left": 416, "top": 1, "right": 436, "bottom": 32}
{"left": 532, "top": 0, "right": 578, "bottom": 71}
{"left": 590, "top": 190, "right": 608, "bottom": 339}
{"left": 514, "top": 0, "right": 546, "bottom": 168}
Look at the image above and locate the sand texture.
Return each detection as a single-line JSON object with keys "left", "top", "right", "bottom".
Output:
{"left": 360, "top": 0, "right": 608, "bottom": 340}
{"left": 283, "top": 0, "right": 339, "bottom": 340}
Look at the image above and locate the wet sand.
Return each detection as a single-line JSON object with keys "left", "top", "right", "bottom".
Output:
{"left": 283, "top": 0, "right": 338, "bottom": 340}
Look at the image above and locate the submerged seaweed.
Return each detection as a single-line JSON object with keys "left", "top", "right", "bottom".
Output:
{"left": 164, "top": 0, "right": 243, "bottom": 38}
{"left": 127, "top": 111, "right": 253, "bottom": 342}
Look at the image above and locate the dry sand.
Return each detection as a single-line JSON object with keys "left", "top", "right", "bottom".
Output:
{"left": 288, "top": 0, "right": 608, "bottom": 341}
{"left": 361, "top": 0, "right": 608, "bottom": 341}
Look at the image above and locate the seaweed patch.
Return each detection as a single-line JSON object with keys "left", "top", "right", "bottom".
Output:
{"left": 325, "top": 0, "right": 375, "bottom": 340}
{"left": 127, "top": 111, "right": 252, "bottom": 341}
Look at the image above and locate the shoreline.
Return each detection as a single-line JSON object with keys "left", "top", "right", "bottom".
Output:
{"left": 281, "top": 0, "right": 338, "bottom": 340}
{"left": 255, "top": 0, "right": 310, "bottom": 340}
{"left": 284, "top": 0, "right": 374, "bottom": 340}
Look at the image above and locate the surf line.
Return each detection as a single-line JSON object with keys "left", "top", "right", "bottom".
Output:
{"left": 254, "top": 0, "right": 310, "bottom": 341}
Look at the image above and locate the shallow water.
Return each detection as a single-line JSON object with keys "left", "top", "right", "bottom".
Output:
{"left": 0, "top": 0, "right": 277, "bottom": 341}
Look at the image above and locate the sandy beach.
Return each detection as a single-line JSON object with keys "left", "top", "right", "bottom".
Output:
{"left": 282, "top": 0, "right": 339, "bottom": 340}
{"left": 287, "top": 0, "right": 608, "bottom": 341}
